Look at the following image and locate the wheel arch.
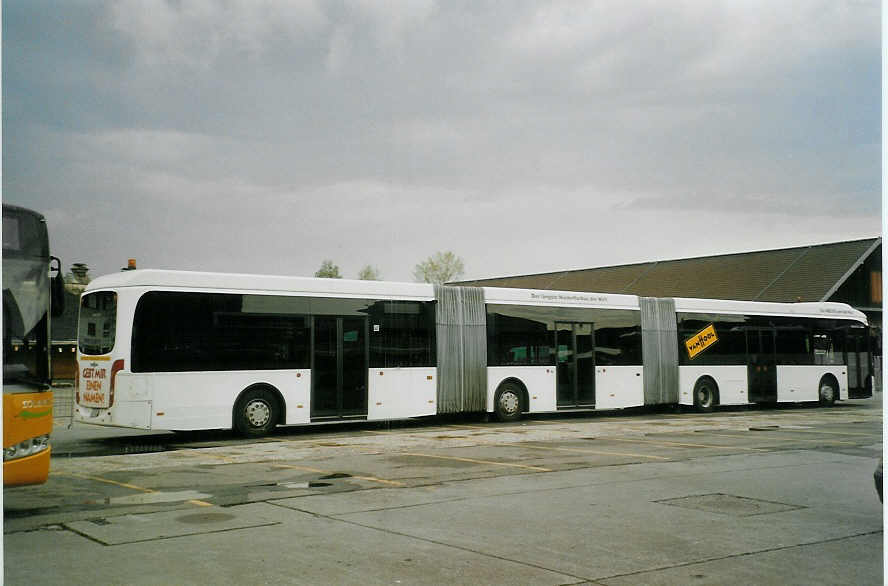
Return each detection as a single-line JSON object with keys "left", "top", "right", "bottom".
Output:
{"left": 232, "top": 382, "right": 286, "bottom": 429}
{"left": 818, "top": 373, "right": 840, "bottom": 405}
{"left": 694, "top": 375, "right": 720, "bottom": 406}
{"left": 819, "top": 372, "right": 840, "bottom": 391}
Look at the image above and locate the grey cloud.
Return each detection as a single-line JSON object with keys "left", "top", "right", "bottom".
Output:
{"left": 2, "top": 0, "right": 879, "bottom": 281}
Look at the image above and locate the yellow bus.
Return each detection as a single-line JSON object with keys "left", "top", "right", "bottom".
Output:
{"left": 3, "top": 204, "right": 64, "bottom": 486}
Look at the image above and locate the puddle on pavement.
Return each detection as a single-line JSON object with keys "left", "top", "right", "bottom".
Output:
{"left": 176, "top": 512, "right": 236, "bottom": 524}
{"left": 277, "top": 481, "right": 332, "bottom": 489}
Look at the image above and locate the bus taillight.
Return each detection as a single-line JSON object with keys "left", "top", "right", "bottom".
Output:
{"left": 109, "top": 359, "right": 124, "bottom": 408}
{"left": 74, "top": 367, "right": 80, "bottom": 403}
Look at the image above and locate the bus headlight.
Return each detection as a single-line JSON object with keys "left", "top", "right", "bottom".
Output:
{"left": 32, "top": 434, "right": 50, "bottom": 450}
{"left": 3, "top": 435, "right": 50, "bottom": 461}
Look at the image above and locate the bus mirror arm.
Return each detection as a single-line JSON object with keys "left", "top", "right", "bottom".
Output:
{"left": 50, "top": 256, "right": 65, "bottom": 318}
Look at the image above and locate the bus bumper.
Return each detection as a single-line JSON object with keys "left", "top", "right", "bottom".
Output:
{"left": 4, "top": 447, "right": 51, "bottom": 486}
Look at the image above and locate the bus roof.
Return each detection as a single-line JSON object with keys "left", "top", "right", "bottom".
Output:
{"left": 481, "top": 285, "right": 866, "bottom": 323}
{"left": 84, "top": 269, "right": 867, "bottom": 324}
{"left": 85, "top": 269, "right": 437, "bottom": 301}
{"left": 2, "top": 203, "right": 46, "bottom": 221}
{"left": 672, "top": 297, "right": 867, "bottom": 324}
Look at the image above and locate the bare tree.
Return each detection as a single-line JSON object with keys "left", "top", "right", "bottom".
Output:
{"left": 65, "top": 263, "right": 91, "bottom": 285}
{"left": 357, "top": 265, "right": 381, "bottom": 280}
{"left": 314, "top": 259, "right": 342, "bottom": 278}
{"left": 413, "top": 251, "right": 465, "bottom": 284}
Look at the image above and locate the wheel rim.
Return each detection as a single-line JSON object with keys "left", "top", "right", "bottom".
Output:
{"left": 499, "top": 391, "right": 520, "bottom": 416}
{"left": 698, "top": 385, "right": 713, "bottom": 408}
{"left": 820, "top": 384, "right": 835, "bottom": 403}
{"left": 245, "top": 399, "right": 271, "bottom": 427}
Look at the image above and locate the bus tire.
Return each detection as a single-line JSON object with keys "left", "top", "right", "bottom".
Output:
{"left": 693, "top": 377, "right": 717, "bottom": 413}
{"left": 234, "top": 386, "right": 280, "bottom": 437}
{"left": 818, "top": 377, "right": 838, "bottom": 407}
{"left": 494, "top": 383, "right": 523, "bottom": 422}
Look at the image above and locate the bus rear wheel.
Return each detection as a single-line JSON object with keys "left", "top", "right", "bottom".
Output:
{"left": 693, "top": 377, "right": 717, "bottom": 413}
{"left": 818, "top": 378, "right": 838, "bottom": 407}
{"left": 234, "top": 387, "right": 280, "bottom": 437}
{"left": 494, "top": 383, "right": 523, "bottom": 422}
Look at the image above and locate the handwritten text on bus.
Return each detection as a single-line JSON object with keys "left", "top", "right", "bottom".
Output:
{"left": 82, "top": 367, "right": 107, "bottom": 399}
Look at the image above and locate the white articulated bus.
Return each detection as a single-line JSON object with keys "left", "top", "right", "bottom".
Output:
{"left": 74, "top": 270, "right": 873, "bottom": 436}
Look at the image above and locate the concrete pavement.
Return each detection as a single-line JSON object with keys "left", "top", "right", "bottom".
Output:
{"left": 5, "top": 399, "right": 883, "bottom": 585}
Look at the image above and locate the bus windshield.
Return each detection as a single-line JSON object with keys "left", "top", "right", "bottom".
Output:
{"left": 3, "top": 206, "right": 51, "bottom": 385}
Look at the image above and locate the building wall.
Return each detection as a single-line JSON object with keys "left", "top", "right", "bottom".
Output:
{"left": 828, "top": 244, "right": 882, "bottom": 329}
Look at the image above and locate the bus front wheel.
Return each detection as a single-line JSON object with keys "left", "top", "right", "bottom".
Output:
{"left": 818, "top": 378, "right": 838, "bottom": 407}
{"left": 234, "top": 387, "right": 280, "bottom": 437}
{"left": 693, "top": 377, "right": 717, "bottom": 413}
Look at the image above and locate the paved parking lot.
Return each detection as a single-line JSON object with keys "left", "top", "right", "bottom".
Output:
{"left": 4, "top": 397, "right": 883, "bottom": 585}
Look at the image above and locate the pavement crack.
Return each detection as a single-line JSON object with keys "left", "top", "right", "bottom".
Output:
{"left": 266, "top": 501, "right": 592, "bottom": 582}
{"left": 60, "top": 524, "right": 109, "bottom": 546}
{"left": 594, "top": 530, "right": 884, "bottom": 582}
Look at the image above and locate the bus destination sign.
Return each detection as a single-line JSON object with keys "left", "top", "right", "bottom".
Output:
{"left": 685, "top": 324, "right": 718, "bottom": 359}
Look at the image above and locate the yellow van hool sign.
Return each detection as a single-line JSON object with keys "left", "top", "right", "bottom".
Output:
{"left": 685, "top": 324, "right": 718, "bottom": 359}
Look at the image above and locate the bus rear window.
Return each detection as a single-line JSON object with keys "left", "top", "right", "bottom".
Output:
{"left": 79, "top": 292, "right": 117, "bottom": 355}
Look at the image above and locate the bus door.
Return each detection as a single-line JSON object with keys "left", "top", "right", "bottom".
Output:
{"left": 311, "top": 316, "right": 368, "bottom": 420}
{"left": 555, "top": 322, "right": 595, "bottom": 408}
{"left": 746, "top": 328, "right": 777, "bottom": 403}
{"left": 844, "top": 326, "right": 871, "bottom": 397}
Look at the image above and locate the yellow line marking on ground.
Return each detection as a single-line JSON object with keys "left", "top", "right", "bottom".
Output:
{"left": 271, "top": 463, "right": 404, "bottom": 486}
{"left": 276, "top": 437, "right": 355, "bottom": 445}
{"left": 271, "top": 463, "right": 329, "bottom": 474}
{"left": 401, "top": 452, "right": 552, "bottom": 472}
{"left": 361, "top": 429, "right": 446, "bottom": 437}
{"left": 352, "top": 476, "right": 404, "bottom": 486}
{"left": 53, "top": 472, "right": 216, "bottom": 507}
{"left": 183, "top": 451, "right": 236, "bottom": 463}
{"left": 361, "top": 426, "right": 487, "bottom": 436}
{"left": 446, "top": 424, "right": 494, "bottom": 431}
{"left": 605, "top": 437, "right": 763, "bottom": 451}
{"left": 704, "top": 432, "right": 858, "bottom": 446}
{"left": 774, "top": 429, "right": 881, "bottom": 438}
{"left": 500, "top": 443, "right": 670, "bottom": 461}
{"left": 53, "top": 471, "right": 155, "bottom": 493}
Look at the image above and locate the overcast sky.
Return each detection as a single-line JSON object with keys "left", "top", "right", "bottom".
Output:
{"left": 3, "top": 1, "right": 881, "bottom": 283}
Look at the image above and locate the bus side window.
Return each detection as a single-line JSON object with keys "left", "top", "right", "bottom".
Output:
{"left": 813, "top": 333, "right": 834, "bottom": 365}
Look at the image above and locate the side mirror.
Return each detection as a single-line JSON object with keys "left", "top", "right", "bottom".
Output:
{"left": 50, "top": 256, "right": 65, "bottom": 318}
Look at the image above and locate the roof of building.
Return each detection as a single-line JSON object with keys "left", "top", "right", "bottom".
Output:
{"left": 457, "top": 238, "right": 882, "bottom": 303}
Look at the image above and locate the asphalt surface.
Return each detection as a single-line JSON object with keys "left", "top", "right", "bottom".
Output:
{"left": 4, "top": 395, "right": 883, "bottom": 585}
